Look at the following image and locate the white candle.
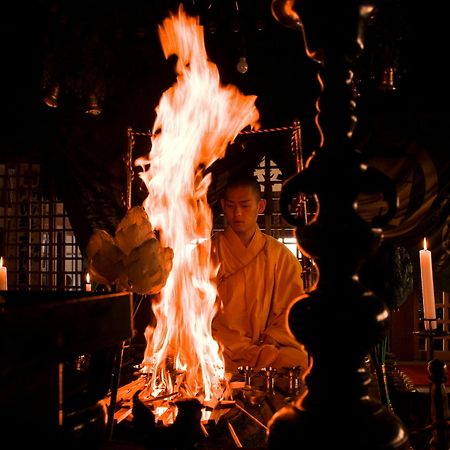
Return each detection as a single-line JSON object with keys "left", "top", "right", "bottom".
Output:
{"left": 85, "top": 273, "right": 92, "bottom": 292}
{"left": 419, "top": 238, "right": 436, "bottom": 330}
{"left": 0, "top": 257, "right": 7, "bottom": 291}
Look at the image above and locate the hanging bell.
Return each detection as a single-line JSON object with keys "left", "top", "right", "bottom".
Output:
{"left": 85, "top": 94, "right": 102, "bottom": 115}
{"left": 43, "top": 84, "right": 60, "bottom": 108}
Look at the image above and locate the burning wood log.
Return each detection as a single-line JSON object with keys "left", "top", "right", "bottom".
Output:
{"left": 132, "top": 388, "right": 206, "bottom": 450}
{"left": 106, "top": 363, "right": 305, "bottom": 448}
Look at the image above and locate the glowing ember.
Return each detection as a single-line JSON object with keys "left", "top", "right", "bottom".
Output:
{"left": 135, "top": 5, "right": 259, "bottom": 410}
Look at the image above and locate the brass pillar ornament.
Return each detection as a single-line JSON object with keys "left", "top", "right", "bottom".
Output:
{"left": 379, "top": 66, "right": 397, "bottom": 91}
{"left": 268, "top": 1, "right": 410, "bottom": 448}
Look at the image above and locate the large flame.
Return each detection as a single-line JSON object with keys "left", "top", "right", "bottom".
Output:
{"left": 136, "top": 5, "right": 259, "bottom": 404}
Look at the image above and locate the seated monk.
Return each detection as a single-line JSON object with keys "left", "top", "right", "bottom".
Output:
{"left": 211, "top": 172, "right": 309, "bottom": 372}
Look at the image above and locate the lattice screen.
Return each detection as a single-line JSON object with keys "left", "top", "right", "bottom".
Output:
{"left": 0, "top": 163, "right": 83, "bottom": 291}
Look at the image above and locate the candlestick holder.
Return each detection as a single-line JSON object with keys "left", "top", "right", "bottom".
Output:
{"left": 413, "top": 320, "right": 450, "bottom": 362}
{"left": 237, "top": 365, "right": 254, "bottom": 387}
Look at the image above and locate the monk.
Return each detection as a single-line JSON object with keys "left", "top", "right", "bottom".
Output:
{"left": 211, "top": 172, "right": 309, "bottom": 372}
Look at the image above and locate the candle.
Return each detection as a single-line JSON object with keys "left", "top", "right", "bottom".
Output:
{"left": 419, "top": 238, "right": 436, "bottom": 330}
{"left": 85, "top": 273, "right": 92, "bottom": 292}
{"left": 0, "top": 257, "right": 7, "bottom": 291}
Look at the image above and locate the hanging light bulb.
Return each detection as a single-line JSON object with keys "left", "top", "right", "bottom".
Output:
{"left": 236, "top": 29, "right": 249, "bottom": 75}
{"left": 85, "top": 94, "right": 102, "bottom": 115}
{"left": 43, "top": 84, "right": 60, "bottom": 108}
{"left": 236, "top": 56, "right": 249, "bottom": 74}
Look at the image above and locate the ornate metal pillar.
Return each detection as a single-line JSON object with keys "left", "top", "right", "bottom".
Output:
{"left": 267, "top": 1, "right": 411, "bottom": 448}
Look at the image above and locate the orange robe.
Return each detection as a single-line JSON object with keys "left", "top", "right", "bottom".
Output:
{"left": 211, "top": 226, "right": 308, "bottom": 371}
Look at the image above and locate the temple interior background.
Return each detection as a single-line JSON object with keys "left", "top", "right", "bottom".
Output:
{"left": 1, "top": 1, "right": 449, "bottom": 449}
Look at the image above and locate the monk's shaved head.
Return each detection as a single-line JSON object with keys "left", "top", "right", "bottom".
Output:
{"left": 222, "top": 172, "right": 262, "bottom": 201}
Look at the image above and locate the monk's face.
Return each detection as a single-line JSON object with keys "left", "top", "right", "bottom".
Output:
{"left": 221, "top": 185, "right": 266, "bottom": 238}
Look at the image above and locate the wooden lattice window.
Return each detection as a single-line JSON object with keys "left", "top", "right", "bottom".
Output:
{"left": 0, "top": 163, "right": 83, "bottom": 291}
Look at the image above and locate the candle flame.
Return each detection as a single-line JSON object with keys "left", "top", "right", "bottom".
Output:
{"left": 0, "top": 257, "right": 2, "bottom": 267}
{"left": 86, "top": 273, "right": 90, "bottom": 284}
{"left": 423, "top": 237, "right": 427, "bottom": 251}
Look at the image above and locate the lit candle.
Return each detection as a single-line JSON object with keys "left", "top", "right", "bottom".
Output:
{"left": 0, "top": 257, "right": 7, "bottom": 291}
{"left": 85, "top": 273, "right": 92, "bottom": 292}
{"left": 419, "top": 238, "right": 436, "bottom": 330}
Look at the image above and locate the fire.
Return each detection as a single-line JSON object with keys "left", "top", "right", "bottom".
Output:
{"left": 135, "top": 5, "right": 259, "bottom": 408}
